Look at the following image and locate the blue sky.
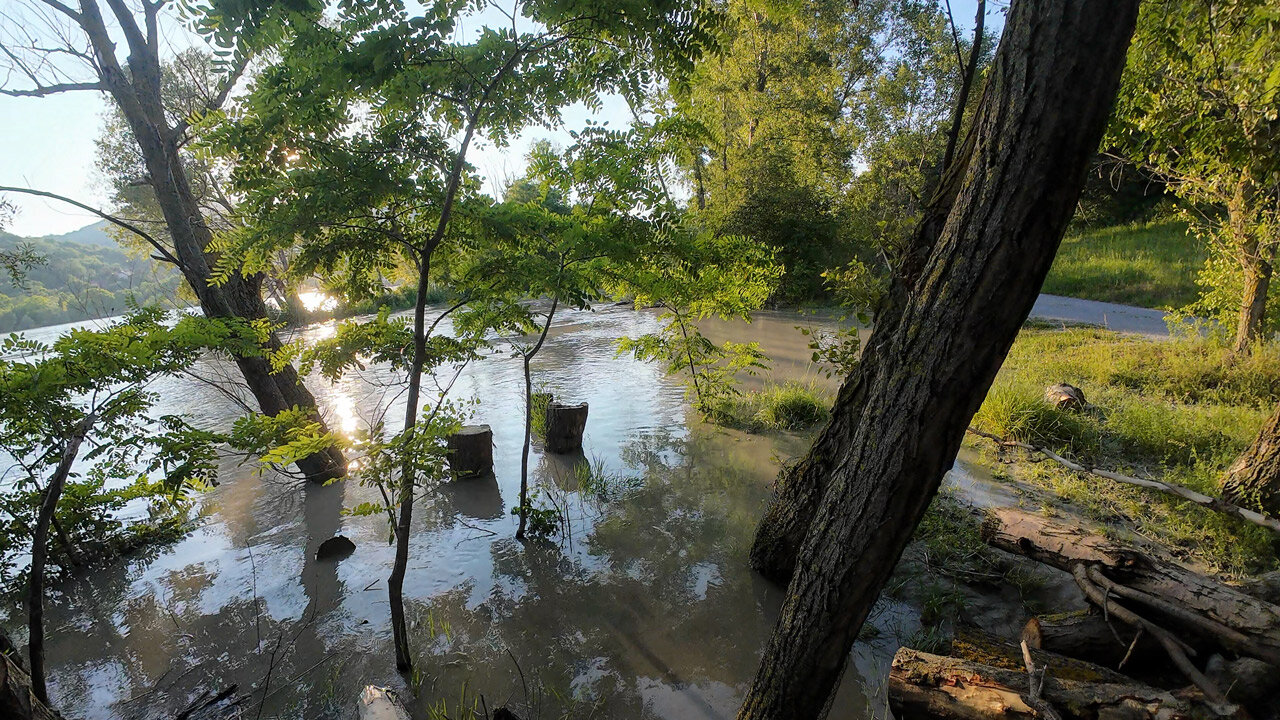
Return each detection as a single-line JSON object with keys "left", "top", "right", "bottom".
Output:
{"left": 0, "top": 0, "right": 1001, "bottom": 237}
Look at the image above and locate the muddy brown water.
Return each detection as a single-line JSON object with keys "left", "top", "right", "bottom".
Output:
{"left": 4, "top": 304, "right": 1002, "bottom": 719}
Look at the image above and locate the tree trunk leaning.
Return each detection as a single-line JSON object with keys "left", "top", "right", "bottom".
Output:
{"left": 889, "top": 648, "right": 1217, "bottom": 720}
{"left": 735, "top": 3, "right": 1140, "bottom": 717}
{"left": 75, "top": 1, "right": 345, "bottom": 483}
{"left": 1222, "top": 400, "right": 1280, "bottom": 517}
{"left": 447, "top": 425, "right": 494, "bottom": 478}
{"left": 544, "top": 402, "right": 587, "bottom": 454}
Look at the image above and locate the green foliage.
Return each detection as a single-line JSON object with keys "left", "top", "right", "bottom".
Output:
{"left": 672, "top": 0, "right": 987, "bottom": 299}
{"left": 510, "top": 491, "right": 562, "bottom": 541}
{"left": 971, "top": 326, "right": 1280, "bottom": 573}
{"left": 0, "top": 309, "right": 267, "bottom": 583}
{"left": 1043, "top": 220, "right": 1205, "bottom": 309}
{"left": 1110, "top": 0, "right": 1280, "bottom": 336}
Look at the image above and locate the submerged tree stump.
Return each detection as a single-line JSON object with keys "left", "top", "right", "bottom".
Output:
{"left": 447, "top": 425, "right": 493, "bottom": 478}
{"left": 544, "top": 402, "right": 587, "bottom": 454}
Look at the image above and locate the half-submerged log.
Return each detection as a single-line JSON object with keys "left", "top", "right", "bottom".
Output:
{"left": 447, "top": 425, "right": 493, "bottom": 478}
{"left": 981, "top": 507, "right": 1280, "bottom": 667}
{"left": 889, "top": 648, "right": 1212, "bottom": 720}
{"left": 544, "top": 402, "right": 587, "bottom": 454}
{"left": 358, "top": 686, "right": 410, "bottom": 720}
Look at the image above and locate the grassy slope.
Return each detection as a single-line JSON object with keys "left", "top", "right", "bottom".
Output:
{"left": 1042, "top": 220, "right": 1204, "bottom": 309}
{"left": 971, "top": 326, "right": 1280, "bottom": 575}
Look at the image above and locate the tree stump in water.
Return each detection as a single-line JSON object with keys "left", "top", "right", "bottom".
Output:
{"left": 447, "top": 425, "right": 493, "bottom": 478}
{"left": 544, "top": 402, "right": 587, "bottom": 454}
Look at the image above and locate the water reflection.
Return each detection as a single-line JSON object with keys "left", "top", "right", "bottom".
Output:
{"left": 11, "top": 306, "right": 906, "bottom": 719}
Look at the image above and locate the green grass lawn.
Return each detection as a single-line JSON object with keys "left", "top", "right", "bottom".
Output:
{"left": 970, "top": 326, "right": 1280, "bottom": 575}
{"left": 1043, "top": 220, "right": 1205, "bottom": 309}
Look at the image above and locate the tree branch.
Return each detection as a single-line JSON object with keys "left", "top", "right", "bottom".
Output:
{"left": 0, "top": 185, "right": 182, "bottom": 267}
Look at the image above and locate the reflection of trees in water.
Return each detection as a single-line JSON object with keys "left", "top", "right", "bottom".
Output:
{"left": 36, "top": 478, "right": 366, "bottom": 720}
{"left": 392, "top": 426, "right": 815, "bottom": 719}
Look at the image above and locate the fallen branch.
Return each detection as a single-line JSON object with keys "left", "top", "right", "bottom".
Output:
{"left": 1071, "top": 564, "right": 1232, "bottom": 708}
{"left": 1019, "top": 639, "right": 1063, "bottom": 720}
{"left": 888, "top": 647, "right": 1223, "bottom": 720}
{"left": 983, "top": 508, "right": 1280, "bottom": 666}
{"left": 966, "top": 427, "right": 1280, "bottom": 534}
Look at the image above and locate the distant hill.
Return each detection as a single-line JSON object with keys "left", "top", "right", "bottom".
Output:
{"left": 1, "top": 220, "right": 117, "bottom": 248}
{"left": 43, "top": 220, "right": 117, "bottom": 247}
{"left": 0, "top": 222, "right": 183, "bottom": 333}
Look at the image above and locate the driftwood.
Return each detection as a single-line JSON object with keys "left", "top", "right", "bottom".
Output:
{"left": 447, "top": 425, "right": 494, "bottom": 478}
{"left": 888, "top": 647, "right": 1214, "bottom": 720}
{"left": 1021, "top": 611, "right": 1169, "bottom": 670}
{"left": 1, "top": 647, "right": 61, "bottom": 720}
{"left": 1071, "top": 564, "right": 1231, "bottom": 707}
{"left": 544, "top": 402, "right": 587, "bottom": 454}
{"left": 967, "top": 427, "right": 1280, "bottom": 534}
{"left": 952, "top": 626, "right": 1135, "bottom": 685}
{"left": 357, "top": 686, "right": 410, "bottom": 720}
{"left": 982, "top": 507, "right": 1280, "bottom": 668}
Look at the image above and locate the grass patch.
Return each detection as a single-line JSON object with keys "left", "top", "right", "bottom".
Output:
{"left": 708, "top": 381, "right": 832, "bottom": 432}
{"left": 972, "top": 326, "right": 1280, "bottom": 574}
{"left": 1043, "top": 220, "right": 1204, "bottom": 309}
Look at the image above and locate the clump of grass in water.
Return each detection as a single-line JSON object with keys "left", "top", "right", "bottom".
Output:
{"left": 575, "top": 455, "right": 641, "bottom": 502}
{"left": 708, "top": 381, "right": 832, "bottom": 432}
{"left": 969, "top": 326, "right": 1280, "bottom": 575}
{"left": 530, "top": 389, "right": 553, "bottom": 438}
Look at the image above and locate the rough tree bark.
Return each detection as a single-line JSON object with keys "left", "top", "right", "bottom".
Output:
{"left": 735, "top": 2, "right": 1139, "bottom": 717}
{"left": 1223, "top": 401, "right": 1280, "bottom": 519}
{"left": 1229, "top": 176, "right": 1271, "bottom": 354}
{"left": 982, "top": 507, "right": 1280, "bottom": 665}
{"left": 72, "top": 0, "right": 345, "bottom": 481}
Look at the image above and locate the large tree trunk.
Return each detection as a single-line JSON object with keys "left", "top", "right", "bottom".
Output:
{"left": 735, "top": 3, "right": 1139, "bottom": 717}
{"left": 76, "top": 0, "right": 345, "bottom": 482}
{"left": 1223, "top": 401, "right": 1280, "bottom": 517}
{"left": 2, "top": 633, "right": 61, "bottom": 720}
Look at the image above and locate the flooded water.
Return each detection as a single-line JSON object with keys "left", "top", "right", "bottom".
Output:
{"left": 4, "top": 304, "right": 986, "bottom": 719}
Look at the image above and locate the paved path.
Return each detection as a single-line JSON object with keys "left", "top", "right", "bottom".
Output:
{"left": 1030, "top": 294, "right": 1173, "bottom": 338}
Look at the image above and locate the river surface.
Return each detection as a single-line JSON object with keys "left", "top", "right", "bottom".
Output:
{"left": 4, "top": 304, "right": 992, "bottom": 719}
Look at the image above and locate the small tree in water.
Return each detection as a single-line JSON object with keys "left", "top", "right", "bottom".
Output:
{"left": 204, "top": 0, "right": 721, "bottom": 673}
{"left": 0, "top": 309, "right": 335, "bottom": 706}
